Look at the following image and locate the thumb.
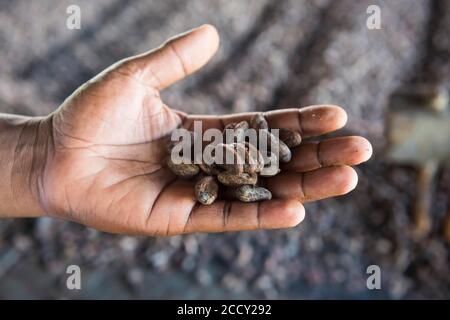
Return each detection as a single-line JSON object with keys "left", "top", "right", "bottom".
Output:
{"left": 119, "top": 24, "right": 220, "bottom": 90}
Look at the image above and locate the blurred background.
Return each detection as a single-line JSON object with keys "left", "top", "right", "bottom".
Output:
{"left": 0, "top": 0, "right": 449, "bottom": 299}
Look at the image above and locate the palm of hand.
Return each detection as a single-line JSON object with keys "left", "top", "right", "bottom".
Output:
{"left": 43, "top": 68, "right": 184, "bottom": 234}
{"left": 39, "top": 25, "right": 372, "bottom": 235}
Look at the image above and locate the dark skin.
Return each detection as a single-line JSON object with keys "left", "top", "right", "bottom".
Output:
{"left": 0, "top": 25, "right": 372, "bottom": 235}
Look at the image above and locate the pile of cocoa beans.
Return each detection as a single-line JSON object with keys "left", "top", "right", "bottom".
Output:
{"left": 167, "top": 113, "right": 301, "bottom": 205}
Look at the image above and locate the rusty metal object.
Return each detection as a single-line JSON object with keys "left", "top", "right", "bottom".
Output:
{"left": 386, "top": 85, "right": 450, "bottom": 164}
{"left": 386, "top": 84, "right": 450, "bottom": 238}
{"left": 413, "top": 161, "right": 438, "bottom": 237}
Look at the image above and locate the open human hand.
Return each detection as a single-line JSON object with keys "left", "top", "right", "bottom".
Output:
{"left": 33, "top": 25, "right": 372, "bottom": 235}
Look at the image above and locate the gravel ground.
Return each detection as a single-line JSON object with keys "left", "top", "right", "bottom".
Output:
{"left": 0, "top": 0, "right": 449, "bottom": 299}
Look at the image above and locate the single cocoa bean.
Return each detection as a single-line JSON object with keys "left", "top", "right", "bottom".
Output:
{"left": 277, "top": 140, "right": 292, "bottom": 162}
{"left": 167, "top": 157, "right": 199, "bottom": 179}
{"left": 278, "top": 128, "right": 302, "bottom": 148}
{"left": 260, "top": 152, "right": 280, "bottom": 177}
{"left": 215, "top": 143, "right": 244, "bottom": 174}
{"left": 233, "top": 142, "right": 264, "bottom": 173}
{"left": 260, "top": 166, "right": 280, "bottom": 177}
{"left": 250, "top": 113, "right": 268, "bottom": 130}
{"left": 195, "top": 176, "right": 219, "bottom": 205}
{"left": 235, "top": 185, "right": 272, "bottom": 202}
{"left": 218, "top": 171, "right": 258, "bottom": 187}
{"left": 224, "top": 121, "right": 249, "bottom": 131}
{"left": 223, "top": 121, "right": 249, "bottom": 143}
{"left": 260, "top": 129, "right": 291, "bottom": 163}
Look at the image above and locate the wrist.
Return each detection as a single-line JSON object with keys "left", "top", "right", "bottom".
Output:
{"left": 0, "top": 114, "right": 53, "bottom": 218}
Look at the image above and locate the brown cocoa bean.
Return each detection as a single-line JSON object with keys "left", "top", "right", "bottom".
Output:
{"left": 195, "top": 176, "right": 219, "bottom": 205}
{"left": 260, "top": 152, "right": 280, "bottom": 177}
{"left": 260, "top": 129, "right": 291, "bottom": 163}
{"left": 277, "top": 140, "right": 292, "bottom": 163}
{"left": 234, "top": 185, "right": 272, "bottom": 202}
{"left": 218, "top": 171, "right": 258, "bottom": 187}
{"left": 250, "top": 113, "right": 268, "bottom": 130}
{"left": 233, "top": 142, "right": 264, "bottom": 173}
{"left": 166, "top": 157, "right": 199, "bottom": 179}
{"left": 260, "top": 166, "right": 280, "bottom": 177}
{"left": 278, "top": 128, "right": 302, "bottom": 148}
{"left": 215, "top": 143, "right": 244, "bottom": 174}
{"left": 224, "top": 121, "right": 249, "bottom": 131}
{"left": 223, "top": 121, "right": 249, "bottom": 143}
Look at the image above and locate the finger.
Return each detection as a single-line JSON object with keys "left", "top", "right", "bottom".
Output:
{"left": 265, "top": 165, "right": 358, "bottom": 202}
{"left": 184, "top": 105, "right": 347, "bottom": 137}
{"left": 120, "top": 24, "right": 219, "bottom": 90}
{"left": 145, "top": 178, "right": 304, "bottom": 235}
{"left": 144, "top": 178, "right": 196, "bottom": 236}
{"left": 265, "top": 105, "right": 348, "bottom": 138}
{"left": 282, "top": 136, "right": 373, "bottom": 172}
{"left": 183, "top": 199, "right": 305, "bottom": 233}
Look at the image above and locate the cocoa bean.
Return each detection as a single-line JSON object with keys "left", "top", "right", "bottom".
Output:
{"left": 250, "top": 113, "right": 268, "bottom": 130}
{"left": 235, "top": 185, "right": 272, "bottom": 202}
{"left": 218, "top": 171, "right": 258, "bottom": 187}
{"left": 215, "top": 143, "right": 244, "bottom": 174}
{"left": 271, "top": 133, "right": 291, "bottom": 163}
{"left": 278, "top": 128, "right": 302, "bottom": 148}
{"left": 260, "top": 152, "right": 280, "bottom": 177}
{"left": 166, "top": 157, "right": 199, "bottom": 179}
{"left": 195, "top": 176, "right": 219, "bottom": 205}
{"left": 260, "top": 129, "right": 291, "bottom": 163}
{"left": 223, "top": 121, "right": 249, "bottom": 143}
{"left": 224, "top": 120, "right": 249, "bottom": 131}
{"left": 233, "top": 142, "right": 264, "bottom": 173}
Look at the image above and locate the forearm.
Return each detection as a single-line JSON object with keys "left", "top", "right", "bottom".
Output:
{"left": 0, "top": 113, "right": 51, "bottom": 218}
